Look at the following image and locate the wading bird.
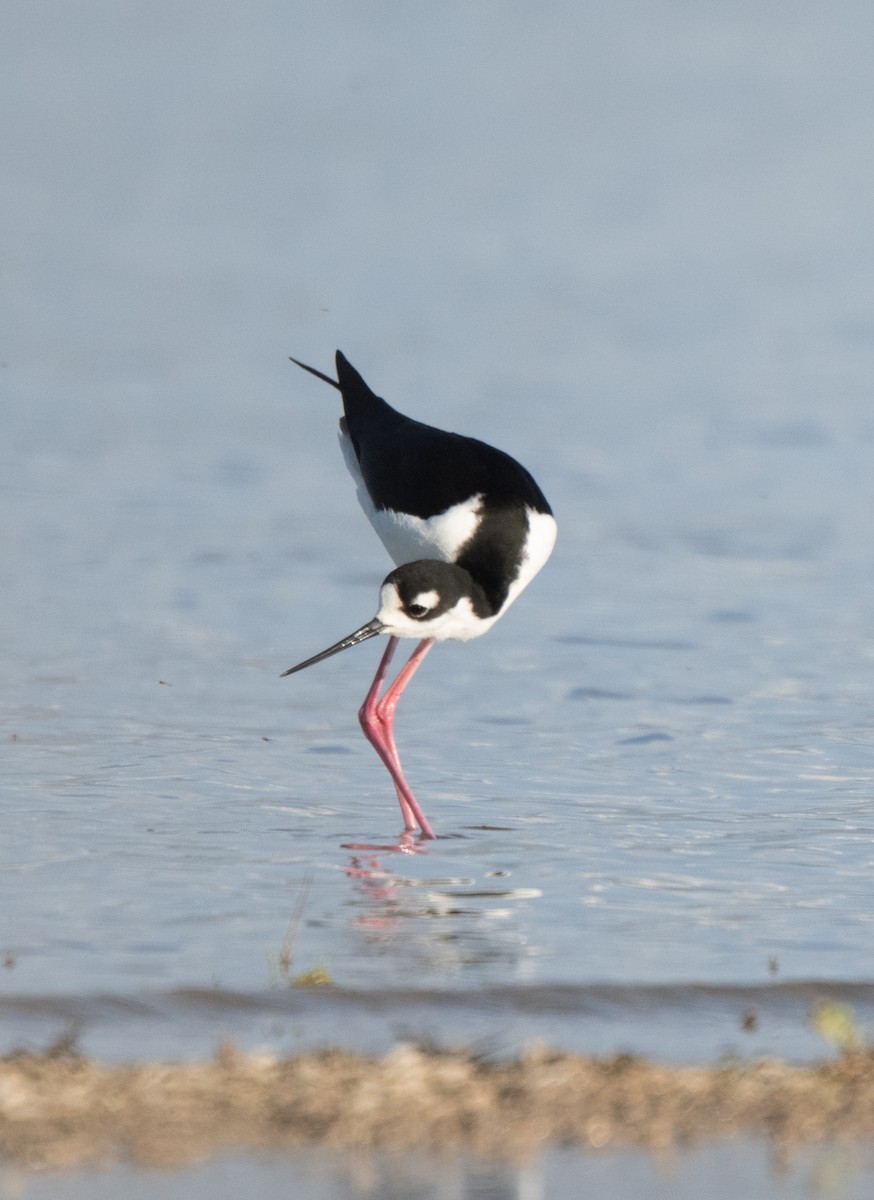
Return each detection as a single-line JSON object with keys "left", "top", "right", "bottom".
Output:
{"left": 282, "top": 352, "right": 556, "bottom": 839}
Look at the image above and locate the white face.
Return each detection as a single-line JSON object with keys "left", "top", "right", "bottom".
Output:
{"left": 375, "top": 581, "right": 497, "bottom": 641}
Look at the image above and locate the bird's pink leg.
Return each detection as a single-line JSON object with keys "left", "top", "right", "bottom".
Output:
{"left": 358, "top": 637, "right": 436, "bottom": 838}
{"left": 358, "top": 638, "right": 406, "bottom": 817}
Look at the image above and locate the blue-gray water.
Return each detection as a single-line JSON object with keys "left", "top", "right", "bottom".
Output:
{"left": 4, "top": 1, "right": 874, "bottom": 1194}
{"left": 7, "top": 1143, "right": 874, "bottom": 1200}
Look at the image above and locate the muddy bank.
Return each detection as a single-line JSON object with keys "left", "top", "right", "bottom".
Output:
{"left": 1, "top": 1045, "right": 874, "bottom": 1170}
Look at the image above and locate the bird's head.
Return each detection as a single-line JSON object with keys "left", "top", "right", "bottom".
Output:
{"left": 376, "top": 560, "right": 492, "bottom": 641}
{"left": 280, "top": 560, "right": 493, "bottom": 678}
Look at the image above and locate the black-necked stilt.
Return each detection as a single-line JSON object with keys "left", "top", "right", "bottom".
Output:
{"left": 282, "top": 351, "right": 556, "bottom": 840}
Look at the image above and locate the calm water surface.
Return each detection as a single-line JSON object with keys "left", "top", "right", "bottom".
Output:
{"left": 7, "top": 1143, "right": 874, "bottom": 1200}
{"left": 4, "top": 0, "right": 874, "bottom": 1097}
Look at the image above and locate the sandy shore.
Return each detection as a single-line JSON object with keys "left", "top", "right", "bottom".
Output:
{"left": 1, "top": 1045, "right": 873, "bottom": 1170}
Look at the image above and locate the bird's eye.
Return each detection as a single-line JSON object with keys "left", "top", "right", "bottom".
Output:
{"left": 407, "top": 603, "right": 429, "bottom": 618}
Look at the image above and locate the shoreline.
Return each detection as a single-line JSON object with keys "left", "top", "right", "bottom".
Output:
{"left": 2, "top": 1044, "right": 873, "bottom": 1170}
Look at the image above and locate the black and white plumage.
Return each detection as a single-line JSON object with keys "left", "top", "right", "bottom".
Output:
{"left": 282, "top": 351, "right": 556, "bottom": 840}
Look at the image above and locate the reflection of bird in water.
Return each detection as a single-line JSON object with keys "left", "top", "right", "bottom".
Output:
{"left": 282, "top": 352, "right": 556, "bottom": 840}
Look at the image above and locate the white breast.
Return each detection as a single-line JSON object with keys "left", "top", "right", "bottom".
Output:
{"left": 500, "top": 508, "right": 558, "bottom": 613}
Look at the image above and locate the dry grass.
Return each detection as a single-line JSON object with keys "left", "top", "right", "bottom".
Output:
{"left": 2, "top": 1044, "right": 874, "bottom": 1170}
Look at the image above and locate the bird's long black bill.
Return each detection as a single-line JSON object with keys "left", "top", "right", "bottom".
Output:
{"left": 280, "top": 618, "right": 384, "bottom": 677}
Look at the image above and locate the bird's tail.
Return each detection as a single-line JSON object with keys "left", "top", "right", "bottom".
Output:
{"left": 289, "top": 356, "right": 340, "bottom": 390}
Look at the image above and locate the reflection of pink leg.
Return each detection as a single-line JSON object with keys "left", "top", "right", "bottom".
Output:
{"left": 358, "top": 637, "right": 436, "bottom": 838}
